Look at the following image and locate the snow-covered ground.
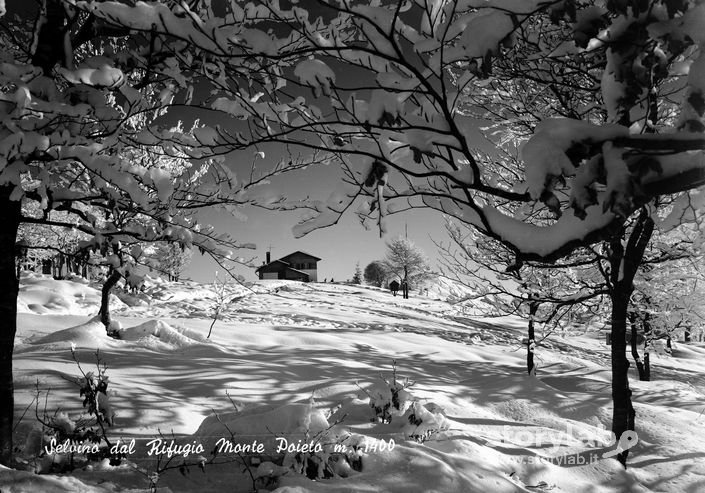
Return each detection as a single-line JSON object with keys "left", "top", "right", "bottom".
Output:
{"left": 3, "top": 273, "right": 705, "bottom": 492}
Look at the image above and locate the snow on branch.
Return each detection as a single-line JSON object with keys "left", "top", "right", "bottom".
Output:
{"left": 4, "top": 0, "right": 704, "bottom": 264}
{"left": 246, "top": 0, "right": 705, "bottom": 261}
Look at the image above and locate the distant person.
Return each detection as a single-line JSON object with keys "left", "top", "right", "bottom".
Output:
{"left": 324, "top": 278, "right": 327, "bottom": 282}
{"left": 330, "top": 278, "right": 334, "bottom": 283}
{"left": 389, "top": 280, "right": 400, "bottom": 296}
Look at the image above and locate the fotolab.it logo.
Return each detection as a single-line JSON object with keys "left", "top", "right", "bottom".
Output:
{"left": 503, "top": 425, "right": 639, "bottom": 465}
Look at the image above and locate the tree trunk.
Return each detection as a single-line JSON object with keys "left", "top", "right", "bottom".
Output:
{"left": 0, "top": 185, "right": 22, "bottom": 466}
{"left": 527, "top": 301, "right": 538, "bottom": 375}
{"left": 403, "top": 266, "right": 408, "bottom": 299}
{"left": 629, "top": 312, "right": 647, "bottom": 381}
{"left": 643, "top": 312, "right": 651, "bottom": 381}
{"left": 99, "top": 270, "right": 122, "bottom": 335}
{"left": 607, "top": 210, "right": 653, "bottom": 469}
{"left": 611, "top": 291, "right": 636, "bottom": 468}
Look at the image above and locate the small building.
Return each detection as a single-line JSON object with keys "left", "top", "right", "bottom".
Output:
{"left": 255, "top": 251, "right": 321, "bottom": 282}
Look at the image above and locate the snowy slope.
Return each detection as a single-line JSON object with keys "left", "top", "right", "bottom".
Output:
{"left": 3, "top": 274, "right": 705, "bottom": 492}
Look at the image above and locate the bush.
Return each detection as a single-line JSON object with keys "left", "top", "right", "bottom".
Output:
{"left": 32, "top": 349, "right": 122, "bottom": 473}
{"left": 359, "top": 361, "right": 449, "bottom": 442}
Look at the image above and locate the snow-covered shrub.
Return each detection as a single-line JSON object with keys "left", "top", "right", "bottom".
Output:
{"left": 77, "top": 369, "right": 114, "bottom": 428}
{"left": 360, "top": 363, "right": 448, "bottom": 442}
{"left": 196, "top": 397, "right": 361, "bottom": 488}
{"left": 360, "top": 361, "right": 414, "bottom": 423}
{"left": 402, "top": 402, "right": 449, "bottom": 443}
{"left": 272, "top": 396, "right": 362, "bottom": 482}
{"left": 207, "top": 271, "right": 230, "bottom": 338}
{"left": 254, "top": 461, "right": 290, "bottom": 490}
{"left": 33, "top": 349, "right": 121, "bottom": 472}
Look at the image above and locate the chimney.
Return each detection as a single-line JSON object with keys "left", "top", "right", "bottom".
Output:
{"left": 266, "top": 251, "right": 271, "bottom": 264}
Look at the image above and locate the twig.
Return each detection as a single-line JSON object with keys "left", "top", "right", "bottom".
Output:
{"left": 13, "top": 394, "right": 38, "bottom": 433}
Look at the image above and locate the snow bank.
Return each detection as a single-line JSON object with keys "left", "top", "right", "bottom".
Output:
{"left": 117, "top": 319, "right": 209, "bottom": 350}
{"left": 32, "top": 316, "right": 114, "bottom": 348}
{"left": 0, "top": 465, "right": 115, "bottom": 493}
{"left": 194, "top": 402, "right": 330, "bottom": 450}
{"left": 17, "top": 273, "right": 124, "bottom": 316}
{"left": 29, "top": 317, "right": 208, "bottom": 352}
{"left": 249, "top": 280, "right": 311, "bottom": 294}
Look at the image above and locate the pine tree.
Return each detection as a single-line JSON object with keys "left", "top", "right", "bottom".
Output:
{"left": 352, "top": 262, "right": 362, "bottom": 284}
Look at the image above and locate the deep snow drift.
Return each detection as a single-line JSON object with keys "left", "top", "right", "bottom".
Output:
{"left": 3, "top": 273, "right": 704, "bottom": 492}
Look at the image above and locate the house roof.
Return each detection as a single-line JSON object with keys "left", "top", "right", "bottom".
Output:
{"left": 278, "top": 250, "right": 321, "bottom": 262}
{"left": 255, "top": 261, "right": 310, "bottom": 280}
{"left": 255, "top": 251, "right": 321, "bottom": 273}
{"left": 255, "top": 259, "right": 290, "bottom": 273}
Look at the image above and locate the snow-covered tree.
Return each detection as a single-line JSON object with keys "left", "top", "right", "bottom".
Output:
{"left": 364, "top": 261, "right": 388, "bottom": 288}
{"left": 0, "top": 0, "right": 319, "bottom": 466}
{"left": 627, "top": 227, "right": 705, "bottom": 379}
{"left": 17, "top": 202, "right": 93, "bottom": 278}
{"left": 149, "top": 243, "right": 193, "bottom": 282}
{"left": 383, "top": 237, "right": 432, "bottom": 294}
{"left": 642, "top": 262, "right": 705, "bottom": 343}
{"left": 351, "top": 262, "right": 362, "bottom": 284}
{"left": 237, "top": 0, "right": 705, "bottom": 468}
{"left": 438, "top": 219, "right": 608, "bottom": 375}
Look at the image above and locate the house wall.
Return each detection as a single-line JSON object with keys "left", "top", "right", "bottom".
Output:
{"left": 283, "top": 267, "right": 309, "bottom": 282}
{"left": 261, "top": 272, "right": 278, "bottom": 280}
{"left": 280, "top": 253, "right": 318, "bottom": 281}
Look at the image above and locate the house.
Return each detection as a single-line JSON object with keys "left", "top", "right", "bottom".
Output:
{"left": 255, "top": 251, "right": 321, "bottom": 282}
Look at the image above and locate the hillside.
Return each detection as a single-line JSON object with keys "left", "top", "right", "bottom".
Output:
{"left": 2, "top": 273, "right": 704, "bottom": 492}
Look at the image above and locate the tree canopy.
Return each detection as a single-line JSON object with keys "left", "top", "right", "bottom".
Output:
{"left": 383, "top": 236, "right": 431, "bottom": 288}
{"left": 364, "top": 260, "right": 388, "bottom": 287}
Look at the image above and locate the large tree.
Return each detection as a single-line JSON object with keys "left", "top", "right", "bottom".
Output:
{"left": 383, "top": 236, "right": 432, "bottom": 293}
{"left": 236, "top": 0, "right": 705, "bottom": 468}
{"left": 0, "top": 0, "right": 317, "bottom": 465}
